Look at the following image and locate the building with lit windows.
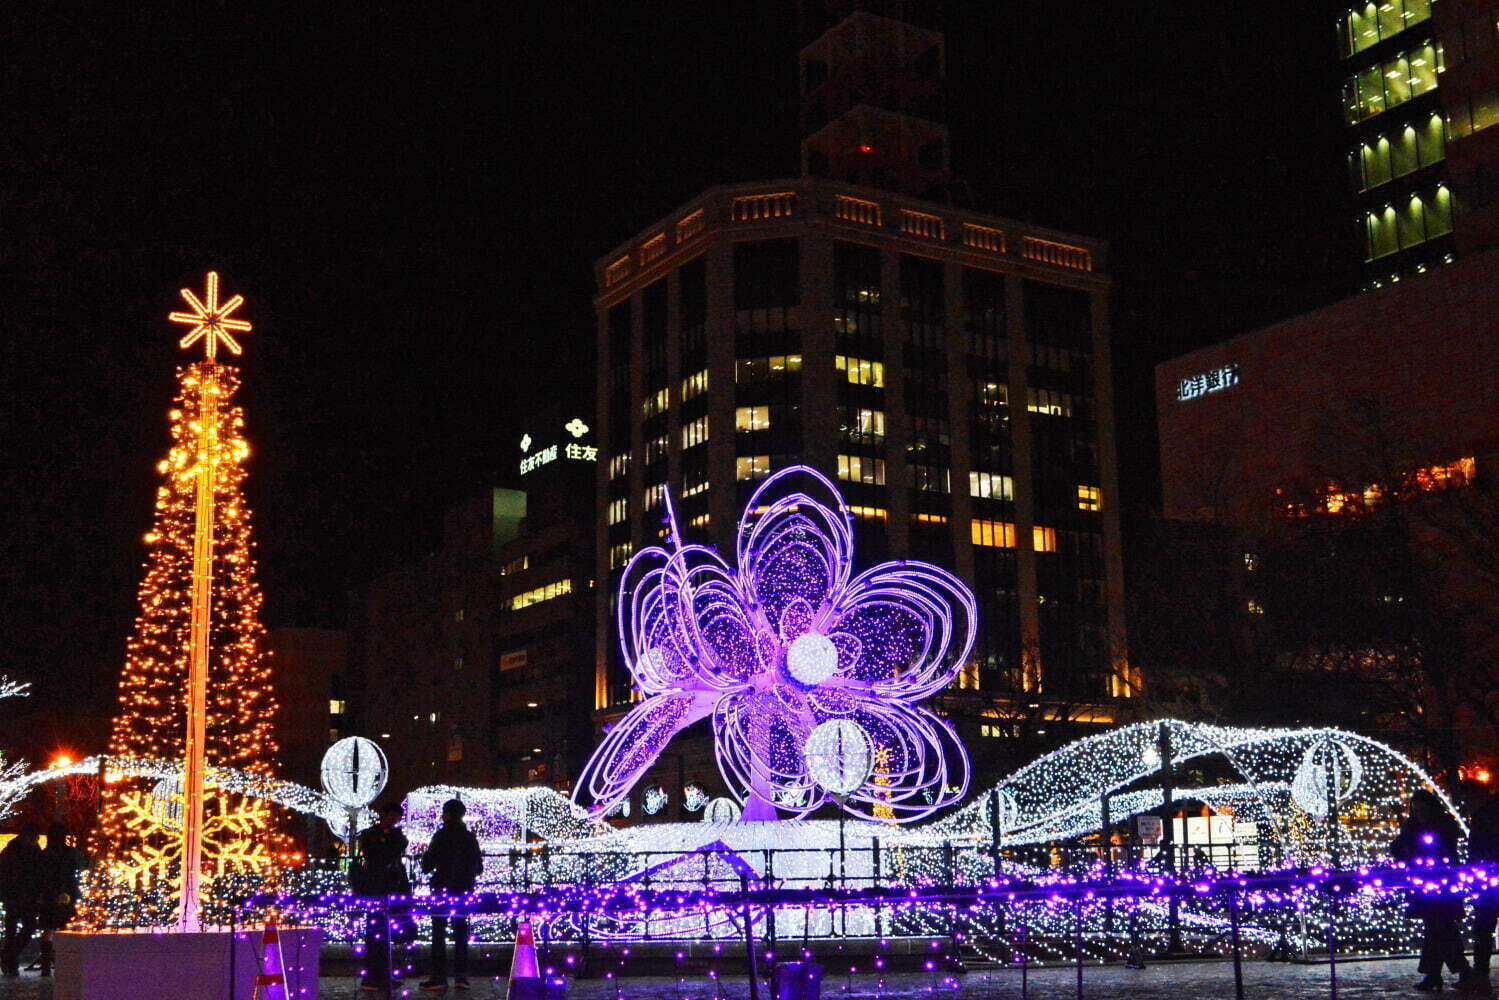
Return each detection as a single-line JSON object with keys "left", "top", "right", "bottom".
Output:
{"left": 591, "top": 5, "right": 1131, "bottom": 802}
{"left": 491, "top": 416, "right": 599, "bottom": 789}
{"left": 353, "top": 416, "right": 601, "bottom": 798}
{"left": 1156, "top": 245, "right": 1499, "bottom": 528}
{"left": 1338, "top": 0, "right": 1499, "bottom": 283}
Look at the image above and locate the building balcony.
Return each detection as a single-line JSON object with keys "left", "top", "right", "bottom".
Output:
{"left": 595, "top": 177, "right": 1107, "bottom": 297}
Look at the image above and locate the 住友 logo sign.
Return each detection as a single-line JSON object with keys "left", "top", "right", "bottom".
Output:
{"left": 1177, "top": 364, "right": 1239, "bottom": 402}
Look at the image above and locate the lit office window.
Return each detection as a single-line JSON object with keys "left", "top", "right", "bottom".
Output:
{"left": 735, "top": 355, "right": 803, "bottom": 383}
{"left": 644, "top": 483, "right": 666, "bottom": 509}
{"left": 1336, "top": 0, "right": 1433, "bottom": 59}
{"left": 971, "top": 519, "right": 1016, "bottom": 548}
{"left": 837, "top": 454, "right": 886, "bottom": 485}
{"left": 736, "top": 455, "right": 771, "bottom": 480}
{"left": 840, "top": 407, "right": 885, "bottom": 445}
{"left": 509, "top": 579, "right": 573, "bottom": 610}
{"left": 609, "top": 542, "right": 634, "bottom": 569}
{"left": 1077, "top": 485, "right": 1101, "bottom": 511}
{"left": 646, "top": 434, "right": 668, "bottom": 462}
{"left": 1026, "top": 388, "right": 1074, "bottom": 417}
{"left": 500, "top": 555, "right": 529, "bottom": 576}
{"left": 609, "top": 452, "right": 631, "bottom": 479}
{"left": 1033, "top": 526, "right": 1058, "bottom": 553}
{"left": 735, "top": 406, "right": 771, "bottom": 432}
{"left": 681, "top": 416, "right": 709, "bottom": 449}
{"left": 642, "top": 386, "right": 670, "bottom": 418}
{"left": 835, "top": 355, "right": 884, "bottom": 387}
{"left": 681, "top": 369, "right": 708, "bottom": 400}
{"left": 912, "top": 464, "right": 950, "bottom": 492}
{"left": 608, "top": 498, "right": 629, "bottom": 525}
{"left": 847, "top": 505, "right": 888, "bottom": 520}
{"left": 970, "top": 471, "right": 1014, "bottom": 501}
{"left": 1341, "top": 40, "right": 1441, "bottom": 125}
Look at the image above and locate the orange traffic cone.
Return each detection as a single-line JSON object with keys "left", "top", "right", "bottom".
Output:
{"left": 251, "top": 921, "right": 289, "bottom": 1000}
{"left": 505, "top": 918, "right": 544, "bottom": 1000}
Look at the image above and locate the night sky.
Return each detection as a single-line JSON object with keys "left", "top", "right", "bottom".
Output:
{"left": 1, "top": 2, "right": 1355, "bottom": 757}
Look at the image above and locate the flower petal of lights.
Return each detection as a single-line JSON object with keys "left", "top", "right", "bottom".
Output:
{"left": 573, "top": 465, "right": 975, "bottom": 822}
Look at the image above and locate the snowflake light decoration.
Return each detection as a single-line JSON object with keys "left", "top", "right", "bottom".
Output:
{"left": 573, "top": 466, "right": 975, "bottom": 822}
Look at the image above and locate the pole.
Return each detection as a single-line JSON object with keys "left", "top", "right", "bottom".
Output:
{"left": 1326, "top": 890, "right": 1338, "bottom": 1000}
{"left": 741, "top": 875, "right": 760, "bottom": 1000}
{"left": 178, "top": 362, "right": 218, "bottom": 933}
{"left": 989, "top": 789, "right": 1003, "bottom": 877}
{"left": 1073, "top": 898, "right": 1084, "bottom": 1000}
{"left": 1228, "top": 888, "right": 1244, "bottom": 1000}
{"left": 1158, "top": 722, "right": 1182, "bottom": 955}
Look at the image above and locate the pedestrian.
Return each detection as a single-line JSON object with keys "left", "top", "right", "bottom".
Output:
{"left": 353, "top": 802, "right": 411, "bottom": 994}
{"left": 1462, "top": 780, "right": 1499, "bottom": 995}
{"left": 0, "top": 827, "right": 41, "bottom": 977}
{"left": 33, "top": 823, "right": 87, "bottom": 977}
{"left": 1393, "top": 788, "right": 1476, "bottom": 992}
{"left": 419, "top": 798, "right": 483, "bottom": 992}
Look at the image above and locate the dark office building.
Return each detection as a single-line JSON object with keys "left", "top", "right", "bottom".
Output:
{"left": 354, "top": 489, "right": 524, "bottom": 795}
{"left": 591, "top": 6, "right": 1133, "bottom": 792}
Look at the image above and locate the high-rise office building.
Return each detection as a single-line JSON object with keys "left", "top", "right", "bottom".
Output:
{"left": 1338, "top": 0, "right": 1499, "bottom": 284}
{"left": 591, "top": 7, "right": 1132, "bottom": 792}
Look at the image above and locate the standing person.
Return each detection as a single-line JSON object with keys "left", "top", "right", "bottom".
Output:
{"left": 1462, "top": 780, "right": 1499, "bottom": 995}
{"left": 0, "top": 828, "right": 41, "bottom": 977}
{"left": 34, "top": 823, "right": 88, "bottom": 977}
{"left": 353, "top": 802, "right": 411, "bottom": 994}
{"left": 419, "top": 798, "right": 483, "bottom": 992}
{"left": 1393, "top": 788, "right": 1475, "bottom": 992}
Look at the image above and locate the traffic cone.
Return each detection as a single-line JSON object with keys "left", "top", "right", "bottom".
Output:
{"left": 505, "top": 918, "right": 544, "bottom": 1000}
{"left": 251, "top": 921, "right": 289, "bottom": 1000}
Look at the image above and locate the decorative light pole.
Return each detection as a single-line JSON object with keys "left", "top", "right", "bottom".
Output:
{"left": 166, "top": 271, "right": 251, "bottom": 932}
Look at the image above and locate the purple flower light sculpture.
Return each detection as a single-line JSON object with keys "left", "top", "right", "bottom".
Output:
{"left": 574, "top": 466, "right": 975, "bottom": 822}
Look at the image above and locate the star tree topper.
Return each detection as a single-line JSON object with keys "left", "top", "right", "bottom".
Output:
{"left": 167, "top": 271, "right": 251, "bottom": 361}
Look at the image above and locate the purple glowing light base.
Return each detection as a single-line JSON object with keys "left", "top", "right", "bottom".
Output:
{"left": 574, "top": 465, "right": 976, "bottom": 823}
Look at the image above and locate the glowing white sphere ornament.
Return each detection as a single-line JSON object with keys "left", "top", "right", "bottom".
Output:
{"left": 1291, "top": 737, "right": 1363, "bottom": 820}
{"left": 704, "top": 797, "right": 742, "bottom": 823}
{"left": 320, "top": 736, "right": 388, "bottom": 809}
{"left": 786, "top": 631, "right": 838, "bottom": 686}
{"left": 804, "top": 718, "right": 874, "bottom": 795}
{"left": 150, "top": 776, "right": 185, "bottom": 830}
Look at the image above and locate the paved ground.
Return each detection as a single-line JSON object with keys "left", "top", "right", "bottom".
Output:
{"left": 0, "top": 956, "right": 1479, "bottom": 998}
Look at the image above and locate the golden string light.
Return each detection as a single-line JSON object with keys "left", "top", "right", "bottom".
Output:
{"left": 167, "top": 271, "right": 251, "bottom": 362}
{"left": 89, "top": 274, "right": 285, "bottom": 928}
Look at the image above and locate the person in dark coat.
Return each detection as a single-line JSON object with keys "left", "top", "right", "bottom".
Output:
{"left": 355, "top": 802, "right": 411, "bottom": 993}
{"left": 1392, "top": 788, "right": 1475, "bottom": 991}
{"left": 34, "top": 824, "right": 87, "bottom": 977}
{"left": 419, "top": 798, "right": 483, "bottom": 991}
{"left": 1462, "top": 781, "right": 1499, "bottom": 994}
{"left": 0, "top": 828, "right": 41, "bottom": 977}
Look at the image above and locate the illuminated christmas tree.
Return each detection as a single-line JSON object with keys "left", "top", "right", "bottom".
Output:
{"left": 90, "top": 273, "right": 286, "bottom": 927}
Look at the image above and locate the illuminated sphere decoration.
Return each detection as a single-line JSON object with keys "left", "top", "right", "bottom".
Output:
{"left": 1291, "top": 737, "right": 1363, "bottom": 820}
{"left": 804, "top": 719, "right": 874, "bottom": 795}
{"left": 785, "top": 632, "right": 839, "bottom": 686}
{"left": 150, "top": 776, "right": 185, "bottom": 830}
{"left": 320, "top": 737, "right": 388, "bottom": 810}
{"left": 703, "top": 797, "right": 742, "bottom": 824}
{"left": 572, "top": 465, "right": 975, "bottom": 823}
